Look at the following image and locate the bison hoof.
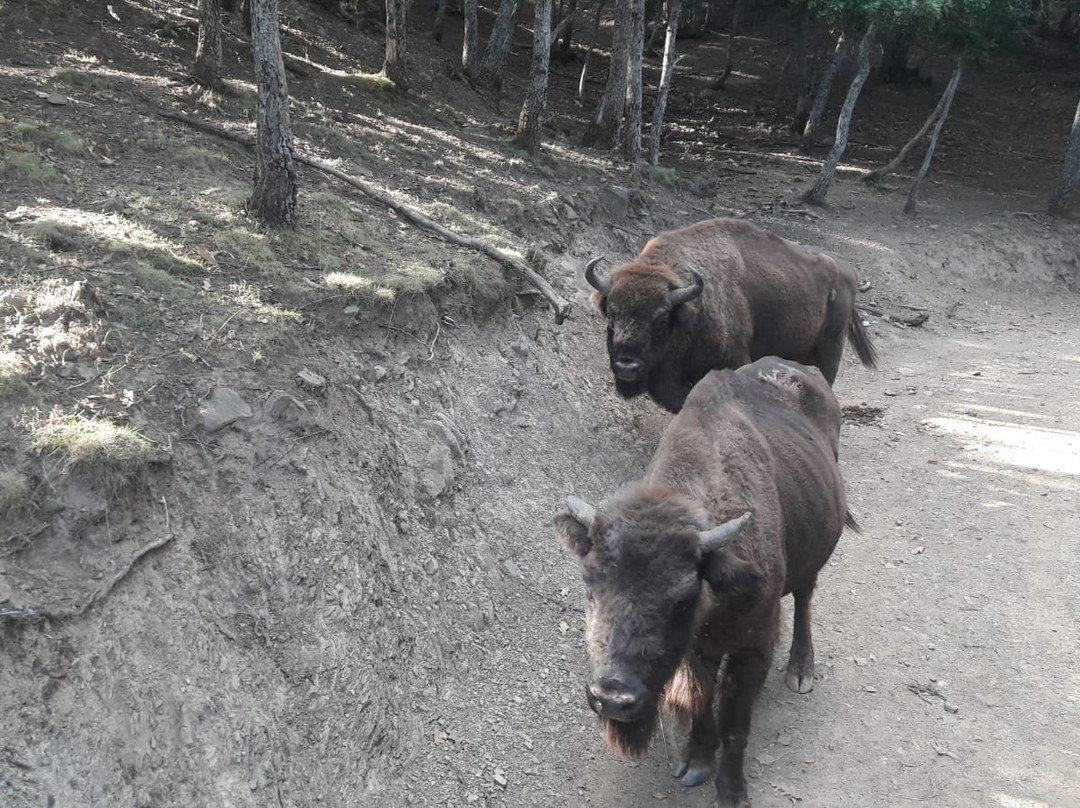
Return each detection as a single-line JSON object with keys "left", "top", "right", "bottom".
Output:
{"left": 785, "top": 664, "right": 814, "bottom": 694}
{"left": 672, "top": 755, "right": 713, "bottom": 788}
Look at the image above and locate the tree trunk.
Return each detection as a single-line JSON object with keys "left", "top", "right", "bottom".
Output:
{"left": 556, "top": 0, "right": 578, "bottom": 61}
{"left": 865, "top": 76, "right": 958, "bottom": 183}
{"left": 382, "top": 0, "right": 410, "bottom": 88}
{"left": 514, "top": 0, "right": 554, "bottom": 154}
{"left": 194, "top": 0, "right": 224, "bottom": 90}
{"left": 790, "top": 0, "right": 813, "bottom": 133}
{"left": 251, "top": 0, "right": 298, "bottom": 227}
{"left": 803, "top": 23, "right": 874, "bottom": 206}
{"left": 462, "top": 0, "right": 480, "bottom": 75}
{"left": 241, "top": 0, "right": 252, "bottom": 36}
{"left": 644, "top": 0, "right": 666, "bottom": 56}
{"left": 649, "top": 0, "right": 683, "bottom": 165}
{"left": 476, "top": 0, "right": 521, "bottom": 90}
{"left": 578, "top": 0, "right": 607, "bottom": 100}
{"left": 622, "top": 0, "right": 646, "bottom": 162}
{"left": 904, "top": 57, "right": 962, "bottom": 215}
{"left": 801, "top": 28, "right": 850, "bottom": 148}
{"left": 433, "top": 0, "right": 449, "bottom": 43}
{"left": 1049, "top": 97, "right": 1080, "bottom": 215}
{"left": 587, "top": 0, "right": 629, "bottom": 147}
{"left": 712, "top": 0, "right": 740, "bottom": 89}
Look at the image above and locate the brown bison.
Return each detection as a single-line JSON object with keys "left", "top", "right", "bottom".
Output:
{"left": 555, "top": 357, "right": 856, "bottom": 807}
{"left": 585, "top": 217, "right": 878, "bottom": 413}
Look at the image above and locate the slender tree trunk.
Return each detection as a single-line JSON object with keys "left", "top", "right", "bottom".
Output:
{"left": 588, "top": 0, "right": 629, "bottom": 147}
{"left": 645, "top": 0, "right": 666, "bottom": 55}
{"left": 904, "top": 58, "right": 962, "bottom": 215}
{"left": 712, "top": 0, "right": 740, "bottom": 89}
{"left": 382, "top": 0, "right": 410, "bottom": 87}
{"left": 865, "top": 71, "right": 956, "bottom": 182}
{"left": 556, "top": 0, "right": 578, "bottom": 61}
{"left": 514, "top": 0, "right": 554, "bottom": 154}
{"left": 476, "top": 0, "right": 521, "bottom": 89}
{"left": 622, "top": 0, "right": 646, "bottom": 162}
{"left": 578, "top": 0, "right": 607, "bottom": 100}
{"left": 649, "top": 0, "right": 683, "bottom": 165}
{"left": 1049, "top": 97, "right": 1080, "bottom": 215}
{"left": 433, "top": 0, "right": 449, "bottom": 43}
{"left": 250, "top": 0, "right": 297, "bottom": 227}
{"left": 790, "top": 0, "right": 813, "bottom": 133}
{"left": 463, "top": 0, "right": 480, "bottom": 74}
{"left": 194, "top": 0, "right": 224, "bottom": 90}
{"left": 803, "top": 23, "right": 874, "bottom": 206}
{"left": 801, "top": 29, "right": 850, "bottom": 148}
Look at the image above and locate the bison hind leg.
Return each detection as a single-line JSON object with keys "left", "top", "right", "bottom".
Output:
{"left": 785, "top": 583, "right": 817, "bottom": 694}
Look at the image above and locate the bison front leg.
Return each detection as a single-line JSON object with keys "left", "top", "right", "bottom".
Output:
{"left": 714, "top": 640, "right": 774, "bottom": 808}
{"left": 785, "top": 582, "right": 817, "bottom": 693}
{"left": 669, "top": 656, "right": 720, "bottom": 787}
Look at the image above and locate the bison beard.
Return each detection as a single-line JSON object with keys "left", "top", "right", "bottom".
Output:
{"left": 600, "top": 703, "right": 658, "bottom": 759}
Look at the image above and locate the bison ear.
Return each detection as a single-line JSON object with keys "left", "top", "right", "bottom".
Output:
{"left": 672, "top": 301, "right": 697, "bottom": 329}
{"left": 554, "top": 512, "right": 592, "bottom": 558}
{"left": 589, "top": 290, "right": 608, "bottom": 317}
{"left": 701, "top": 549, "right": 763, "bottom": 609}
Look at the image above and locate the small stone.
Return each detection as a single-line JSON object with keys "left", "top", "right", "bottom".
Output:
{"left": 199, "top": 387, "right": 253, "bottom": 432}
{"left": 102, "top": 197, "right": 126, "bottom": 213}
{"left": 502, "top": 559, "right": 524, "bottom": 579}
{"left": 46, "top": 93, "right": 69, "bottom": 105}
{"left": 372, "top": 365, "right": 389, "bottom": 382}
{"left": 422, "top": 444, "right": 454, "bottom": 498}
{"left": 510, "top": 341, "right": 528, "bottom": 357}
{"left": 264, "top": 391, "right": 309, "bottom": 424}
{"left": 600, "top": 185, "right": 630, "bottom": 218}
{"left": 493, "top": 773, "right": 508, "bottom": 789}
{"left": 295, "top": 368, "right": 326, "bottom": 394}
{"left": 343, "top": 304, "right": 360, "bottom": 315}
{"left": 944, "top": 701, "right": 959, "bottom": 714}
{"left": 424, "top": 557, "right": 439, "bottom": 575}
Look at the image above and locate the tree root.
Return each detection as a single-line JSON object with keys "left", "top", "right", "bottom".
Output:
{"left": 153, "top": 109, "right": 573, "bottom": 323}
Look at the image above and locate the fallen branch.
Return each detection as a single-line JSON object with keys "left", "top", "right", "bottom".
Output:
{"left": 0, "top": 533, "right": 174, "bottom": 623}
{"left": 153, "top": 109, "right": 572, "bottom": 323}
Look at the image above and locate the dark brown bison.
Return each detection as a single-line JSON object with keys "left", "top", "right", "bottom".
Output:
{"left": 555, "top": 357, "right": 856, "bottom": 807}
{"left": 585, "top": 217, "right": 878, "bottom": 413}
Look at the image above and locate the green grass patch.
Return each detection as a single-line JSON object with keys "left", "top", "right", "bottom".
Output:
{"left": 128, "top": 260, "right": 188, "bottom": 294}
{"left": 175, "top": 145, "right": 235, "bottom": 176}
{"left": 325, "top": 262, "right": 447, "bottom": 301}
{"left": 29, "top": 413, "right": 153, "bottom": 492}
{"left": 25, "top": 219, "right": 86, "bottom": 252}
{"left": 646, "top": 164, "right": 680, "bottom": 187}
{"left": 51, "top": 67, "right": 113, "bottom": 91}
{"left": 0, "top": 470, "right": 35, "bottom": 521}
{"left": 341, "top": 72, "right": 395, "bottom": 94}
{"left": 0, "top": 151, "right": 61, "bottom": 185}
{"left": 106, "top": 237, "right": 202, "bottom": 276}
{"left": 9, "top": 120, "right": 91, "bottom": 156}
{"left": 301, "top": 123, "right": 363, "bottom": 157}
{"left": 213, "top": 227, "right": 280, "bottom": 269}
{"left": 0, "top": 352, "right": 29, "bottom": 397}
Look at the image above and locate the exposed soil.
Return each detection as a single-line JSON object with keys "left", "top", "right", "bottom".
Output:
{"left": 2, "top": 2, "right": 1079, "bottom": 808}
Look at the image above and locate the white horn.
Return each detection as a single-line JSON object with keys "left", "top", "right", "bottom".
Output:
{"left": 567, "top": 496, "right": 597, "bottom": 528}
{"left": 699, "top": 512, "right": 751, "bottom": 553}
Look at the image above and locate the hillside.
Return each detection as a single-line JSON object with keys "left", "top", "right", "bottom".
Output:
{"left": 2, "top": 1, "right": 1079, "bottom": 807}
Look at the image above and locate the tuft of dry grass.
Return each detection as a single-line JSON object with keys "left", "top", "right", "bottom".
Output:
{"left": 0, "top": 352, "right": 30, "bottom": 397}
{"left": 0, "top": 470, "right": 35, "bottom": 521}
{"left": 29, "top": 413, "right": 153, "bottom": 492}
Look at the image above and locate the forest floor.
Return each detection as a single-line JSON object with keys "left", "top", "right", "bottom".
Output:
{"left": 1, "top": 1, "right": 1079, "bottom": 807}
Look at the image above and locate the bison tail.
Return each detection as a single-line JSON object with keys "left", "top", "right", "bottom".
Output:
{"left": 848, "top": 309, "right": 880, "bottom": 370}
{"left": 844, "top": 509, "right": 862, "bottom": 533}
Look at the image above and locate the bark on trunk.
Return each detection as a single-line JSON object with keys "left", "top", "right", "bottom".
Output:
{"left": 241, "top": 0, "right": 252, "bottom": 36}
{"left": 1049, "top": 97, "right": 1080, "bottom": 215}
{"left": 251, "top": 0, "right": 298, "bottom": 227}
{"left": 803, "top": 23, "right": 874, "bottom": 206}
{"left": 555, "top": 0, "right": 578, "bottom": 61}
{"left": 514, "top": 0, "right": 553, "bottom": 154}
{"left": 382, "top": 0, "right": 410, "bottom": 88}
{"left": 644, "top": 0, "right": 666, "bottom": 56}
{"left": 578, "top": 0, "right": 606, "bottom": 100}
{"left": 904, "top": 58, "right": 962, "bottom": 215}
{"left": 433, "top": 0, "right": 449, "bottom": 43}
{"left": 587, "top": 0, "right": 629, "bottom": 147}
{"left": 462, "top": 0, "right": 480, "bottom": 75}
{"left": 622, "top": 0, "right": 646, "bottom": 162}
{"left": 790, "top": 0, "right": 813, "bottom": 133}
{"left": 476, "top": 0, "right": 521, "bottom": 90}
{"left": 712, "top": 0, "right": 740, "bottom": 89}
{"left": 649, "top": 0, "right": 683, "bottom": 165}
{"left": 801, "top": 29, "right": 850, "bottom": 148}
{"left": 194, "top": 0, "right": 224, "bottom": 90}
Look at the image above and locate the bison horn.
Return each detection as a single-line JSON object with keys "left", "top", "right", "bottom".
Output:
{"left": 584, "top": 257, "right": 611, "bottom": 295}
{"left": 699, "top": 511, "right": 751, "bottom": 553}
{"left": 667, "top": 269, "right": 704, "bottom": 306}
{"left": 566, "top": 496, "right": 597, "bottom": 529}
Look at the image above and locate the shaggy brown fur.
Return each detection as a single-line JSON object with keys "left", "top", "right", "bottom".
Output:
{"left": 556, "top": 357, "right": 854, "bottom": 807}
{"left": 587, "top": 217, "right": 878, "bottom": 413}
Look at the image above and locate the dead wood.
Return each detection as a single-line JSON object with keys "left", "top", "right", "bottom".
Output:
{"left": 153, "top": 109, "right": 572, "bottom": 323}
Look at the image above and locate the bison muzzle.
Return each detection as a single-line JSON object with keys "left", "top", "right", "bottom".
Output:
{"left": 585, "top": 217, "right": 879, "bottom": 413}
{"left": 556, "top": 357, "right": 857, "bottom": 807}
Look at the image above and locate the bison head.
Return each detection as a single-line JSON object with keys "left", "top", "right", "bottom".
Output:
{"left": 585, "top": 257, "right": 704, "bottom": 398}
{"left": 555, "top": 486, "right": 757, "bottom": 759}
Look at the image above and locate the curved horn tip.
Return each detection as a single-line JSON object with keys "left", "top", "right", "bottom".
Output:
{"left": 668, "top": 269, "right": 705, "bottom": 305}
{"left": 584, "top": 257, "right": 611, "bottom": 294}
{"left": 567, "top": 496, "right": 597, "bottom": 527}
{"left": 699, "top": 511, "right": 752, "bottom": 552}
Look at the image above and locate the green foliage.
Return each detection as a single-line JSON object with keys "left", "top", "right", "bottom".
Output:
{"left": 29, "top": 413, "right": 153, "bottom": 492}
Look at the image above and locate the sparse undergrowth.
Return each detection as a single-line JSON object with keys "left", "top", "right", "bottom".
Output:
{"left": 0, "top": 351, "right": 29, "bottom": 397}
{"left": 0, "top": 469, "right": 35, "bottom": 521}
